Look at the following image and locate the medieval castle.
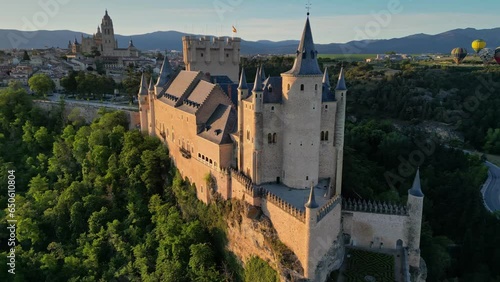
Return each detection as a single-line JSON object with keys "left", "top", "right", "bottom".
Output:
{"left": 68, "top": 10, "right": 139, "bottom": 57}
{"left": 138, "top": 14, "right": 425, "bottom": 281}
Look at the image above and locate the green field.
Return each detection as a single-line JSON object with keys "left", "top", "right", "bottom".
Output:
{"left": 340, "top": 249, "right": 395, "bottom": 282}
{"left": 319, "top": 54, "right": 376, "bottom": 61}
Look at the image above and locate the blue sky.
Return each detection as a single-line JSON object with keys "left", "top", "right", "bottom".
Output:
{"left": 1, "top": 0, "right": 499, "bottom": 43}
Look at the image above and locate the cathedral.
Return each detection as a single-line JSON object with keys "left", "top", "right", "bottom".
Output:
{"left": 68, "top": 10, "right": 139, "bottom": 57}
{"left": 139, "top": 14, "right": 425, "bottom": 281}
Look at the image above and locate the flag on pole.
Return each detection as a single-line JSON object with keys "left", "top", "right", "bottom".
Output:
{"left": 232, "top": 26, "right": 237, "bottom": 33}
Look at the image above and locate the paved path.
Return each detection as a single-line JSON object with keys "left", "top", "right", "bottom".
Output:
{"left": 482, "top": 161, "right": 500, "bottom": 212}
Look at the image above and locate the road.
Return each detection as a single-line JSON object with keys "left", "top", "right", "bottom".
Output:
{"left": 44, "top": 94, "right": 138, "bottom": 111}
{"left": 482, "top": 161, "right": 500, "bottom": 212}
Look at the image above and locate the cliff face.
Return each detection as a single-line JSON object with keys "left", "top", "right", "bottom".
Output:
{"left": 225, "top": 200, "right": 306, "bottom": 282}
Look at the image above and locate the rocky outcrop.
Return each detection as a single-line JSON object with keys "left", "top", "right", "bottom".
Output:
{"left": 226, "top": 200, "right": 306, "bottom": 281}
{"left": 410, "top": 258, "right": 427, "bottom": 282}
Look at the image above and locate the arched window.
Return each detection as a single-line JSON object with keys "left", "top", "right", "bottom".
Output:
{"left": 268, "top": 133, "right": 272, "bottom": 144}
{"left": 201, "top": 53, "right": 204, "bottom": 57}
{"left": 321, "top": 131, "right": 325, "bottom": 141}
{"left": 325, "top": 131, "right": 329, "bottom": 141}
{"left": 315, "top": 84, "right": 318, "bottom": 91}
{"left": 300, "top": 84, "right": 304, "bottom": 91}
{"left": 247, "top": 130, "right": 250, "bottom": 140}
{"left": 273, "top": 133, "right": 277, "bottom": 144}
{"left": 287, "top": 84, "right": 290, "bottom": 90}
{"left": 271, "top": 106, "right": 275, "bottom": 111}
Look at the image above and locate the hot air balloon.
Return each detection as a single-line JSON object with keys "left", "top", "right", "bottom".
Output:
{"left": 472, "top": 39, "right": 487, "bottom": 53}
{"left": 495, "top": 47, "right": 500, "bottom": 64}
{"left": 478, "top": 48, "right": 494, "bottom": 64}
{"left": 451, "top": 47, "right": 467, "bottom": 64}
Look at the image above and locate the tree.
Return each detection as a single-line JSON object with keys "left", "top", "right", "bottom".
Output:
{"left": 61, "top": 71, "right": 78, "bottom": 94}
{"left": 484, "top": 128, "right": 500, "bottom": 154}
{"left": 29, "top": 74, "right": 55, "bottom": 97}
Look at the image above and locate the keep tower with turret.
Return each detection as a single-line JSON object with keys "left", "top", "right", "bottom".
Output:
{"left": 236, "top": 14, "right": 346, "bottom": 195}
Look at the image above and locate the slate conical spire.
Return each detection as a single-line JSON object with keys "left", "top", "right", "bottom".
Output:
{"left": 156, "top": 55, "right": 173, "bottom": 87}
{"left": 148, "top": 77, "right": 154, "bottom": 92}
{"left": 285, "top": 17, "right": 322, "bottom": 76}
{"left": 253, "top": 66, "right": 263, "bottom": 92}
{"left": 138, "top": 73, "right": 148, "bottom": 96}
{"left": 409, "top": 168, "right": 424, "bottom": 197}
{"left": 305, "top": 182, "right": 319, "bottom": 209}
{"left": 335, "top": 66, "right": 347, "bottom": 91}
{"left": 238, "top": 68, "right": 248, "bottom": 90}
{"left": 260, "top": 66, "right": 266, "bottom": 82}
{"left": 323, "top": 67, "right": 331, "bottom": 88}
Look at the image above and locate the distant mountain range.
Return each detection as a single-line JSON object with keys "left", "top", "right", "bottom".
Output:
{"left": 1, "top": 27, "right": 500, "bottom": 55}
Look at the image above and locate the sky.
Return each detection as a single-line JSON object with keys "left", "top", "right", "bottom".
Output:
{"left": 1, "top": 0, "right": 499, "bottom": 43}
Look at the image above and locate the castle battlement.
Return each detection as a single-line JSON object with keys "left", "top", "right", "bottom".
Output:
{"left": 183, "top": 36, "right": 241, "bottom": 49}
{"left": 262, "top": 190, "right": 306, "bottom": 223}
{"left": 342, "top": 198, "right": 408, "bottom": 216}
{"left": 317, "top": 195, "right": 342, "bottom": 222}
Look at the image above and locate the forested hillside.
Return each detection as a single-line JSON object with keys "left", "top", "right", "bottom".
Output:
{"left": 0, "top": 83, "right": 279, "bottom": 282}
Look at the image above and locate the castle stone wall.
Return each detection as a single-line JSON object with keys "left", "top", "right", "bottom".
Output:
{"left": 309, "top": 202, "right": 344, "bottom": 281}
{"left": 261, "top": 103, "right": 284, "bottom": 184}
{"left": 319, "top": 101, "right": 337, "bottom": 180}
{"left": 342, "top": 210, "right": 408, "bottom": 250}
{"left": 261, "top": 195, "right": 307, "bottom": 275}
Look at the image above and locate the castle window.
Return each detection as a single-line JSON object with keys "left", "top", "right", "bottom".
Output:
{"left": 268, "top": 86, "right": 273, "bottom": 92}
{"left": 325, "top": 131, "right": 329, "bottom": 141}
{"left": 198, "top": 153, "right": 201, "bottom": 158}
{"left": 325, "top": 105, "right": 328, "bottom": 109}
{"left": 306, "top": 176, "right": 309, "bottom": 180}
{"left": 271, "top": 106, "right": 275, "bottom": 111}
{"left": 201, "top": 53, "right": 204, "bottom": 57}
{"left": 300, "top": 84, "right": 304, "bottom": 91}
{"left": 321, "top": 131, "right": 325, "bottom": 141}
{"left": 315, "top": 84, "right": 318, "bottom": 91}
{"left": 210, "top": 159, "right": 213, "bottom": 165}
{"left": 226, "top": 53, "right": 229, "bottom": 57}
{"left": 214, "top": 161, "right": 217, "bottom": 167}
{"left": 273, "top": 133, "right": 277, "bottom": 144}
{"left": 268, "top": 133, "right": 272, "bottom": 144}
{"left": 287, "top": 84, "right": 290, "bottom": 90}
{"left": 247, "top": 130, "right": 250, "bottom": 140}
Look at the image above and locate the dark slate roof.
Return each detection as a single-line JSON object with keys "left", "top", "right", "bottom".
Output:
{"left": 156, "top": 56, "right": 174, "bottom": 87}
{"left": 198, "top": 104, "right": 237, "bottom": 145}
{"left": 138, "top": 73, "right": 148, "bottom": 96}
{"left": 253, "top": 67, "right": 263, "bottom": 92}
{"left": 218, "top": 83, "right": 239, "bottom": 106}
{"left": 263, "top": 77, "right": 283, "bottom": 104}
{"left": 260, "top": 66, "right": 266, "bottom": 82}
{"left": 335, "top": 67, "right": 347, "bottom": 91}
{"left": 322, "top": 68, "right": 335, "bottom": 102}
{"left": 238, "top": 69, "right": 248, "bottom": 90}
{"left": 284, "top": 17, "right": 322, "bottom": 76}
{"left": 409, "top": 169, "right": 424, "bottom": 197}
{"left": 305, "top": 184, "right": 319, "bottom": 209}
{"left": 210, "top": 75, "right": 233, "bottom": 85}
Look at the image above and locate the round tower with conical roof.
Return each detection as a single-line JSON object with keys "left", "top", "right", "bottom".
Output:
{"left": 280, "top": 15, "right": 323, "bottom": 189}
{"left": 407, "top": 169, "right": 424, "bottom": 269}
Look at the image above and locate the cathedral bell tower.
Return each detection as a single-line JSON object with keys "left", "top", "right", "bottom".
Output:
{"left": 101, "top": 10, "right": 117, "bottom": 55}
{"left": 280, "top": 15, "right": 323, "bottom": 189}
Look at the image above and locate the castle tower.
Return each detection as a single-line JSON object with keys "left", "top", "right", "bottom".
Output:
{"left": 333, "top": 67, "right": 347, "bottom": 195}
{"left": 182, "top": 35, "right": 241, "bottom": 83}
{"left": 101, "top": 10, "right": 117, "bottom": 56}
{"left": 251, "top": 67, "right": 264, "bottom": 184}
{"left": 304, "top": 183, "right": 319, "bottom": 278}
{"left": 138, "top": 73, "right": 149, "bottom": 134}
{"left": 280, "top": 16, "right": 323, "bottom": 189}
{"left": 237, "top": 69, "right": 249, "bottom": 171}
{"left": 407, "top": 169, "right": 424, "bottom": 269}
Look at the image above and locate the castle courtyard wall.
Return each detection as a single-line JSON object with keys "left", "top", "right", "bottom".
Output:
{"left": 342, "top": 211, "right": 408, "bottom": 249}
